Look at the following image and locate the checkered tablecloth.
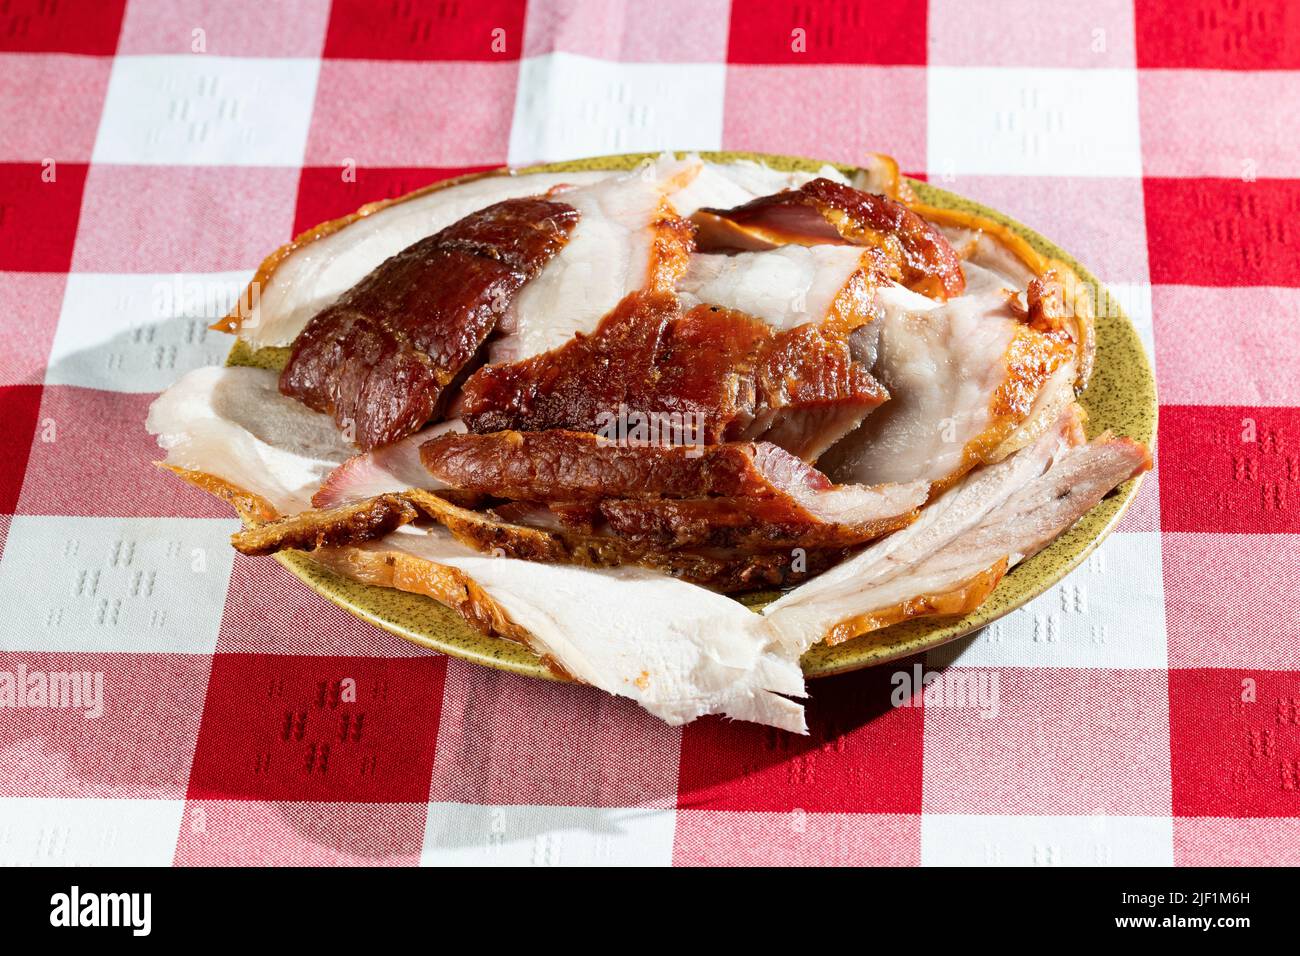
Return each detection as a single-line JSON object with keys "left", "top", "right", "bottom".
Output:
{"left": 1, "top": 0, "right": 1297, "bottom": 867}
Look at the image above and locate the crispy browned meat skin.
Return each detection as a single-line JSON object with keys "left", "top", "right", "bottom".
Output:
{"left": 1025, "top": 269, "right": 1069, "bottom": 333}
{"left": 279, "top": 197, "right": 579, "bottom": 450}
{"left": 596, "top": 496, "right": 914, "bottom": 550}
{"left": 822, "top": 562, "right": 1010, "bottom": 646}
{"left": 694, "top": 178, "right": 965, "bottom": 300}
{"left": 420, "top": 429, "right": 920, "bottom": 552}
{"left": 459, "top": 291, "right": 886, "bottom": 455}
{"left": 420, "top": 428, "right": 830, "bottom": 502}
{"left": 403, "top": 489, "right": 847, "bottom": 593}
{"left": 746, "top": 319, "right": 888, "bottom": 458}
{"left": 230, "top": 494, "right": 419, "bottom": 556}
{"left": 222, "top": 479, "right": 846, "bottom": 591}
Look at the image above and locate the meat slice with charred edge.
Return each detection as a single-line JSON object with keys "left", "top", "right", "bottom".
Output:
{"left": 279, "top": 196, "right": 580, "bottom": 450}
{"left": 420, "top": 429, "right": 928, "bottom": 551}
{"left": 460, "top": 291, "right": 888, "bottom": 460}
{"left": 692, "top": 177, "right": 965, "bottom": 300}
{"left": 421, "top": 428, "right": 815, "bottom": 501}
{"left": 230, "top": 493, "right": 420, "bottom": 556}
{"left": 403, "top": 489, "right": 848, "bottom": 592}
{"left": 226, "top": 483, "right": 852, "bottom": 592}
{"left": 765, "top": 405, "right": 1151, "bottom": 648}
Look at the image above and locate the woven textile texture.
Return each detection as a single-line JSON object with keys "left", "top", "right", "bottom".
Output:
{"left": 1, "top": 0, "right": 1297, "bottom": 866}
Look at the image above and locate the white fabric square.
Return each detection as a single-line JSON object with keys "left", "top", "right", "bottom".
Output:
{"left": 0, "top": 516, "right": 237, "bottom": 653}
{"left": 93, "top": 55, "right": 319, "bottom": 166}
{"left": 927, "top": 532, "right": 1167, "bottom": 669}
{"left": 46, "top": 272, "right": 249, "bottom": 392}
{"left": 421, "top": 802, "right": 675, "bottom": 866}
{"left": 508, "top": 53, "right": 724, "bottom": 165}
{"left": 922, "top": 813, "right": 1173, "bottom": 866}
{"left": 927, "top": 67, "right": 1142, "bottom": 177}
{"left": 0, "top": 797, "right": 184, "bottom": 866}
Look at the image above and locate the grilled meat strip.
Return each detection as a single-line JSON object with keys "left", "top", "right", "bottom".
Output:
{"left": 279, "top": 196, "right": 580, "bottom": 450}
{"left": 460, "top": 291, "right": 887, "bottom": 460}
{"left": 692, "top": 177, "right": 965, "bottom": 299}
{"left": 420, "top": 429, "right": 927, "bottom": 551}
{"left": 405, "top": 489, "right": 848, "bottom": 593}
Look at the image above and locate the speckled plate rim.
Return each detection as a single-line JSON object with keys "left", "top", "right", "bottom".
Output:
{"left": 235, "top": 150, "right": 1157, "bottom": 681}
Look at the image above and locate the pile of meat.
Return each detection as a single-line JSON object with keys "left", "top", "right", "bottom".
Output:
{"left": 149, "top": 155, "right": 1149, "bottom": 731}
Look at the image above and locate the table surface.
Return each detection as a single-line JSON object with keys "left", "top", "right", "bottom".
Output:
{"left": 1, "top": 0, "right": 1297, "bottom": 866}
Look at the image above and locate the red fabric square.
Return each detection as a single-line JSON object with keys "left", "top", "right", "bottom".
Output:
{"left": 0, "top": 162, "right": 88, "bottom": 272}
{"left": 726, "top": 0, "right": 926, "bottom": 65}
{"left": 293, "top": 165, "right": 494, "bottom": 237}
{"left": 323, "top": 0, "right": 525, "bottom": 60}
{"left": 1135, "top": 0, "right": 1300, "bottom": 69}
{"left": 188, "top": 654, "right": 446, "bottom": 802}
{"left": 1143, "top": 177, "right": 1300, "bottom": 287}
{"left": 0, "top": 385, "right": 43, "bottom": 514}
{"left": 428, "top": 659, "right": 681, "bottom": 808}
{"left": 173, "top": 800, "right": 425, "bottom": 866}
{"left": 0, "top": 651, "right": 210, "bottom": 799}
{"left": 0, "top": 0, "right": 125, "bottom": 54}
{"left": 1158, "top": 405, "right": 1300, "bottom": 534}
{"left": 16, "top": 388, "right": 228, "bottom": 519}
{"left": 677, "top": 665, "right": 924, "bottom": 813}
{"left": 1169, "top": 668, "right": 1300, "bottom": 817}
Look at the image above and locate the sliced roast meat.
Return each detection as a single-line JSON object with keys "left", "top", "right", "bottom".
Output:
{"left": 744, "top": 319, "right": 888, "bottom": 459}
{"left": 818, "top": 262, "right": 1076, "bottom": 489}
{"left": 146, "top": 365, "right": 356, "bottom": 517}
{"left": 665, "top": 253, "right": 1077, "bottom": 489}
{"left": 319, "top": 531, "right": 809, "bottom": 731}
{"left": 223, "top": 483, "right": 837, "bottom": 592}
{"left": 598, "top": 487, "right": 920, "bottom": 550}
{"left": 420, "top": 429, "right": 928, "bottom": 551}
{"left": 230, "top": 493, "right": 420, "bottom": 556}
{"left": 765, "top": 405, "right": 1151, "bottom": 649}
{"left": 279, "top": 196, "right": 580, "bottom": 450}
{"left": 404, "top": 489, "right": 846, "bottom": 593}
{"left": 229, "top": 156, "right": 845, "bottom": 351}
{"left": 692, "top": 178, "right": 965, "bottom": 300}
{"left": 422, "top": 428, "right": 797, "bottom": 501}
{"left": 669, "top": 157, "right": 852, "bottom": 217}
{"left": 312, "top": 420, "right": 464, "bottom": 508}
{"left": 677, "top": 245, "right": 876, "bottom": 332}
{"left": 490, "top": 155, "right": 699, "bottom": 364}
{"left": 146, "top": 363, "right": 810, "bottom": 730}
{"left": 460, "top": 292, "right": 887, "bottom": 460}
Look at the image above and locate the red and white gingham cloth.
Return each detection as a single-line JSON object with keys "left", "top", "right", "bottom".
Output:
{"left": 1, "top": 0, "right": 1297, "bottom": 866}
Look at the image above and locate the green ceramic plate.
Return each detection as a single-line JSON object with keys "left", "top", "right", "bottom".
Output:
{"left": 234, "top": 151, "right": 1157, "bottom": 681}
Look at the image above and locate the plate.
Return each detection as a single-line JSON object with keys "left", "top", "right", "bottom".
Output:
{"left": 234, "top": 151, "right": 1157, "bottom": 680}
